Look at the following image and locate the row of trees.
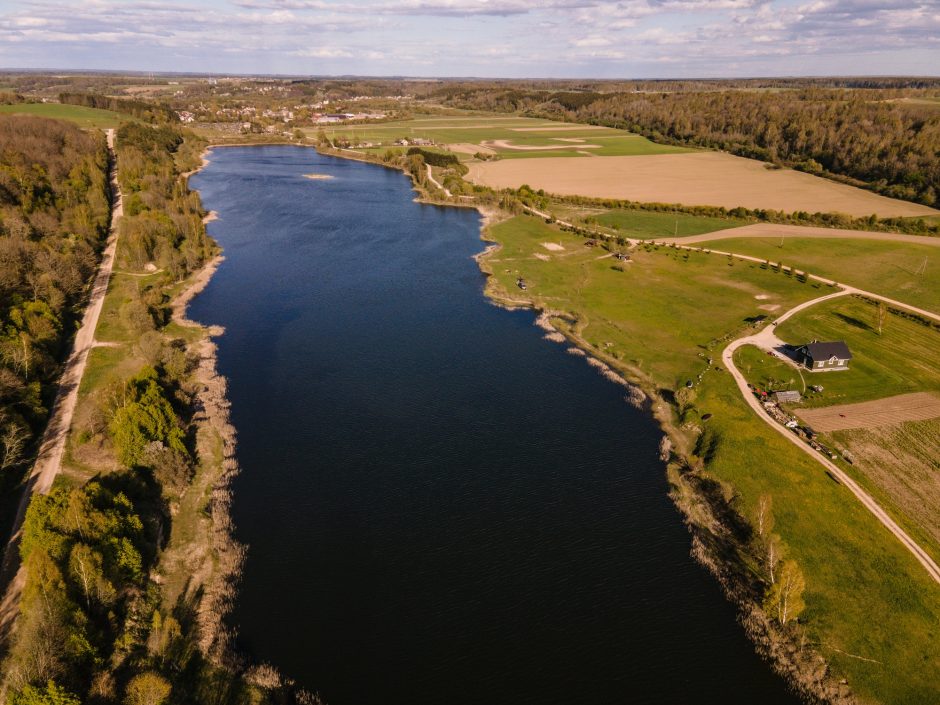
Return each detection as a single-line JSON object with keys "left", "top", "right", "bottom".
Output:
{"left": 0, "top": 115, "right": 111, "bottom": 487}
{"left": 438, "top": 85, "right": 940, "bottom": 207}
{"left": 59, "top": 93, "right": 178, "bottom": 124}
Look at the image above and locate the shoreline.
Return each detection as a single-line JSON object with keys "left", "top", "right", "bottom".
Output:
{"left": 183, "top": 140, "right": 850, "bottom": 703}
{"left": 172, "top": 149, "right": 248, "bottom": 668}
{"left": 169, "top": 255, "right": 245, "bottom": 663}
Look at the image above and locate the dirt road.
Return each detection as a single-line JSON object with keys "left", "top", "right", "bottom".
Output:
{"left": 723, "top": 290, "right": 940, "bottom": 585}
{"left": 0, "top": 128, "right": 124, "bottom": 639}
{"left": 669, "top": 222, "right": 940, "bottom": 247}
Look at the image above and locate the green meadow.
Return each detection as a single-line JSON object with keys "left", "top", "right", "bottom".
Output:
{"left": 584, "top": 208, "right": 747, "bottom": 239}
{"left": 483, "top": 214, "right": 940, "bottom": 704}
{"left": 775, "top": 296, "right": 940, "bottom": 405}
{"left": 696, "top": 235, "right": 940, "bottom": 314}
{"left": 313, "top": 114, "right": 690, "bottom": 159}
{"left": 0, "top": 102, "right": 127, "bottom": 129}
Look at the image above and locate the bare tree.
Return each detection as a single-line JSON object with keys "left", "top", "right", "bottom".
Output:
{"left": 876, "top": 301, "right": 888, "bottom": 335}
{"left": 756, "top": 494, "right": 774, "bottom": 539}
{"left": 0, "top": 412, "right": 28, "bottom": 472}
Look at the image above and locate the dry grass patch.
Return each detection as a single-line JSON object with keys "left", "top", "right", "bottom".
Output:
{"left": 796, "top": 392, "right": 940, "bottom": 432}
{"left": 467, "top": 152, "right": 939, "bottom": 218}
{"left": 833, "top": 418, "right": 940, "bottom": 548}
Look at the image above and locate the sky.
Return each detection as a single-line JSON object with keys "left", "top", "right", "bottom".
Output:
{"left": 0, "top": 0, "right": 937, "bottom": 78}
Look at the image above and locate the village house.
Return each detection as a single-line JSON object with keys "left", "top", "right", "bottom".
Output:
{"left": 796, "top": 341, "right": 852, "bottom": 371}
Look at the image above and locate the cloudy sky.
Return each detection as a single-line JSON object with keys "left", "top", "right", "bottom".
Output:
{"left": 0, "top": 0, "right": 937, "bottom": 78}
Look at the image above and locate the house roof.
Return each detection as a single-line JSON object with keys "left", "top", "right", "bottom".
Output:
{"left": 803, "top": 341, "right": 852, "bottom": 361}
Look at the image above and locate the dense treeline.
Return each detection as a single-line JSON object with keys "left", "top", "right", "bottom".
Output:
{"left": 0, "top": 116, "right": 110, "bottom": 484}
{"left": 438, "top": 86, "right": 940, "bottom": 207}
{"left": 60, "top": 92, "right": 178, "bottom": 124}
{"left": 116, "top": 123, "right": 214, "bottom": 281}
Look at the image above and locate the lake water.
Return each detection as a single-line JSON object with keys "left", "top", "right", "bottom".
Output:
{"left": 189, "top": 146, "right": 800, "bottom": 705}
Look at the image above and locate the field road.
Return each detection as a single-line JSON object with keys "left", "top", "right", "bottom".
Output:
{"left": 669, "top": 222, "right": 940, "bottom": 247}
{"left": 724, "top": 291, "right": 940, "bottom": 586}
{"left": 522, "top": 204, "right": 940, "bottom": 582}
{"left": 0, "top": 129, "right": 124, "bottom": 642}
{"left": 426, "top": 164, "right": 452, "bottom": 198}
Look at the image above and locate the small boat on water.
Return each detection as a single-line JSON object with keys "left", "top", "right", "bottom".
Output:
{"left": 517, "top": 277, "right": 527, "bottom": 290}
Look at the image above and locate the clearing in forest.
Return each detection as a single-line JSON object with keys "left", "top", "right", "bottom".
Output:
{"left": 467, "top": 152, "right": 939, "bottom": 218}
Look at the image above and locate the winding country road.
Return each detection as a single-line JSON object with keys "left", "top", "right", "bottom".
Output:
{"left": 0, "top": 129, "right": 124, "bottom": 639}
{"left": 722, "top": 289, "right": 940, "bottom": 585}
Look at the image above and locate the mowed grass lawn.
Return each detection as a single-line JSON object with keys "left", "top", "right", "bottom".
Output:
{"left": 775, "top": 295, "right": 940, "bottom": 406}
{"left": 738, "top": 295, "right": 940, "bottom": 584}
{"left": 484, "top": 214, "right": 940, "bottom": 704}
{"left": 314, "top": 114, "right": 690, "bottom": 159}
{"left": 703, "top": 236, "right": 940, "bottom": 314}
{"left": 0, "top": 103, "right": 126, "bottom": 129}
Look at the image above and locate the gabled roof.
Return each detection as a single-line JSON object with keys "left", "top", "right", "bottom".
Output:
{"left": 803, "top": 341, "right": 852, "bottom": 360}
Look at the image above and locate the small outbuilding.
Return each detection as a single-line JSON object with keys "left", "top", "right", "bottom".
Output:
{"left": 774, "top": 390, "right": 801, "bottom": 403}
{"left": 797, "top": 341, "right": 852, "bottom": 372}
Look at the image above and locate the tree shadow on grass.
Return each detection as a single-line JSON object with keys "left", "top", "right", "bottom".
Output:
{"left": 834, "top": 312, "right": 873, "bottom": 332}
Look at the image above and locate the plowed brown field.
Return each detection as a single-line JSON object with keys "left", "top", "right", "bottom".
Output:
{"left": 796, "top": 392, "right": 940, "bottom": 432}
{"left": 466, "top": 152, "right": 939, "bottom": 218}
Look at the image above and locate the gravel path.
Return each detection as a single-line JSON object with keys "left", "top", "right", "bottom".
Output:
{"left": 0, "top": 129, "right": 124, "bottom": 638}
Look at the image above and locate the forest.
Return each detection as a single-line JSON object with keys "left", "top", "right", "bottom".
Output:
{"left": 0, "top": 116, "right": 111, "bottom": 495}
{"left": 436, "top": 85, "right": 940, "bottom": 207}
{"left": 1, "top": 120, "right": 255, "bottom": 705}
{"left": 59, "top": 93, "right": 178, "bottom": 124}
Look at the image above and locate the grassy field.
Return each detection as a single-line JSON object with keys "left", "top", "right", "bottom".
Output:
{"left": 312, "top": 115, "right": 690, "bottom": 159}
{"left": 488, "top": 215, "right": 824, "bottom": 386}
{"left": 0, "top": 102, "right": 127, "bottom": 129}
{"left": 484, "top": 214, "right": 940, "bottom": 704}
{"left": 775, "top": 296, "right": 940, "bottom": 406}
{"left": 585, "top": 208, "right": 747, "bottom": 239}
{"left": 700, "top": 236, "right": 940, "bottom": 314}
{"left": 735, "top": 296, "right": 940, "bottom": 584}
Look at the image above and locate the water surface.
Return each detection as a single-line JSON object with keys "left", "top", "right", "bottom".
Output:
{"left": 190, "top": 146, "right": 799, "bottom": 705}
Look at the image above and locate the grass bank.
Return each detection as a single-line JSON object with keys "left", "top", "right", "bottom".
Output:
{"left": 478, "top": 213, "right": 940, "bottom": 705}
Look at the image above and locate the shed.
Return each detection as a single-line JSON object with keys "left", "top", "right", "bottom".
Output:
{"left": 774, "top": 390, "right": 801, "bottom": 403}
{"left": 797, "top": 341, "right": 852, "bottom": 371}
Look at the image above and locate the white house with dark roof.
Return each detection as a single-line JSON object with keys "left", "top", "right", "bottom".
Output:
{"left": 797, "top": 341, "right": 852, "bottom": 371}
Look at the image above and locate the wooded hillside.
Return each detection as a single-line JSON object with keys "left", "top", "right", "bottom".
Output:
{"left": 0, "top": 116, "right": 110, "bottom": 483}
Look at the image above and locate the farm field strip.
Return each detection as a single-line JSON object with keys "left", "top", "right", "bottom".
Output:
{"left": 313, "top": 116, "right": 688, "bottom": 158}
{"left": 0, "top": 102, "right": 127, "bottom": 128}
{"left": 795, "top": 392, "right": 940, "bottom": 432}
{"left": 468, "top": 152, "right": 939, "bottom": 218}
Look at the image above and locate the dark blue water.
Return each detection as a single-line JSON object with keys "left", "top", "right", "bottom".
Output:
{"left": 189, "top": 146, "right": 799, "bottom": 705}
